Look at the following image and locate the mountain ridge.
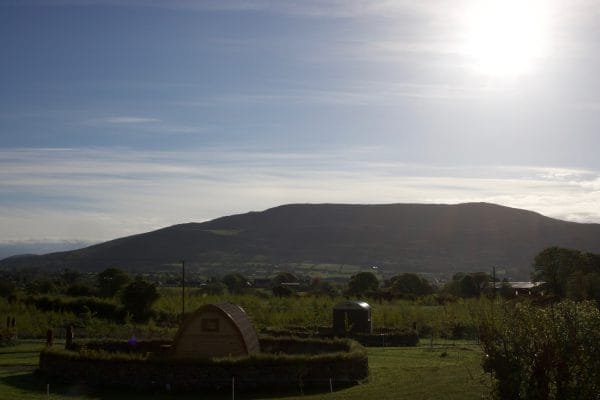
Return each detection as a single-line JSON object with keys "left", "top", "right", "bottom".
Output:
{"left": 2, "top": 202, "right": 599, "bottom": 279}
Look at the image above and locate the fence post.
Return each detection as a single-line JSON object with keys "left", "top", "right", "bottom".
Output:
{"left": 46, "top": 383, "right": 50, "bottom": 397}
{"left": 232, "top": 376, "right": 235, "bottom": 400}
{"left": 329, "top": 378, "right": 333, "bottom": 393}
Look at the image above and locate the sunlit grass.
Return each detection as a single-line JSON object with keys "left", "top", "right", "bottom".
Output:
{"left": 0, "top": 341, "right": 488, "bottom": 400}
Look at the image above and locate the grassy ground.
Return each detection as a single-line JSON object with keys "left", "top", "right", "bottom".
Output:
{"left": 0, "top": 340, "right": 490, "bottom": 400}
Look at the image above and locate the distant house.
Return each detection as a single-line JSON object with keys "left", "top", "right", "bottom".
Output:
{"left": 171, "top": 302, "right": 260, "bottom": 359}
{"left": 496, "top": 281, "right": 544, "bottom": 296}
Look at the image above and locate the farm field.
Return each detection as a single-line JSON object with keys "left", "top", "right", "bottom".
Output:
{"left": 0, "top": 340, "right": 488, "bottom": 400}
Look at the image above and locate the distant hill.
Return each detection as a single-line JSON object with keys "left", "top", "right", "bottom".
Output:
{"left": 0, "top": 240, "right": 93, "bottom": 260}
{"left": 1, "top": 203, "right": 600, "bottom": 279}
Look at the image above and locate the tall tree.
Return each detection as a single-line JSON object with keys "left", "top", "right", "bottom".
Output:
{"left": 222, "top": 273, "right": 249, "bottom": 294}
{"left": 389, "top": 273, "right": 434, "bottom": 297}
{"left": 97, "top": 267, "right": 131, "bottom": 298}
{"left": 120, "top": 277, "right": 159, "bottom": 321}
{"left": 532, "top": 247, "right": 588, "bottom": 298}
{"left": 347, "top": 272, "right": 379, "bottom": 296}
{"left": 445, "top": 272, "right": 490, "bottom": 298}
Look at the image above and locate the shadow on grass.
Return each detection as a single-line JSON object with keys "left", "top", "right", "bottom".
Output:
{"left": 2, "top": 368, "right": 341, "bottom": 400}
{"left": 2, "top": 369, "right": 92, "bottom": 398}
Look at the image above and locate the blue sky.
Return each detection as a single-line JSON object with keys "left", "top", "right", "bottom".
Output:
{"left": 2, "top": 0, "right": 600, "bottom": 244}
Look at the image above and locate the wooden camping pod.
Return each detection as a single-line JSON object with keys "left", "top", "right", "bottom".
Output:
{"left": 171, "top": 302, "right": 260, "bottom": 359}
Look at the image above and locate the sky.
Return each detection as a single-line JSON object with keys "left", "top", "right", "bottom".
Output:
{"left": 2, "top": 0, "right": 600, "bottom": 246}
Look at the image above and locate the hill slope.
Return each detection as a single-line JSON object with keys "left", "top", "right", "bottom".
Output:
{"left": 2, "top": 203, "right": 600, "bottom": 279}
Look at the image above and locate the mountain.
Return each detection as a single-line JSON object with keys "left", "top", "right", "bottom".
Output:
{"left": 1, "top": 203, "right": 600, "bottom": 279}
{"left": 0, "top": 240, "right": 94, "bottom": 260}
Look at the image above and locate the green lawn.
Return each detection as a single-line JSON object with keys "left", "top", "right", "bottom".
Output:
{"left": 0, "top": 341, "right": 490, "bottom": 399}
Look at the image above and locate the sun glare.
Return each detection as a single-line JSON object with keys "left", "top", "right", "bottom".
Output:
{"left": 461, "top": 0, "right": 552, "bottom": 77}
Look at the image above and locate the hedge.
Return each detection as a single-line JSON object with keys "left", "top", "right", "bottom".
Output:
{"left": 39, "top": 336, "right": 368, "bottom": 392}
{"left": 261, "top": 326, "right": 419, "bottom": 347}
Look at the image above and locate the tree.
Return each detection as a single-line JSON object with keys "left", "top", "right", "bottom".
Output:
{"left": 60, "top": 268, "right": 82, "bottom": 286}
{"left": 65, "top": 283, "right": 96, "bottom": 297}
{"left": 444, "top": 272, "right": 490, "bottom": 298}
{"left": 0, "top": 281, "right": 16, "bottom": 300}
{"left": 309, "top": 277, "right": 338, "bottom": 297}
{"left": 25, "top": 278, "right": 57, "bottom": 295}
{"left": 499, "top": 278, "right": 516, "bottom": 299}
{"left": 198, "top": 279, "right": 226, "bottom": 295}
{"left": 120, "top": 277, "right": 159, "bottom": 321}
{"left": 271, "top": 272, "right": 298, "bottom": 286}
{"left": 97, "top": 268, "right": 131, "bottom": 298}
{"left": 389, "top": 273, "right": 434, "bottom": 297}
{"left": 480, "top": 300, "right": 600, "bottom": 399}
{"left": 222, "top": 273, "right": 249, "bottom": 294}
{"left": 272, "top": 284, "right": 294, "bottom": 297}
{"left": 347, "top": 272, "right": 379, "bottom": 296}
{"left": 533, "top": 247, "right": 592, "bottom": 298}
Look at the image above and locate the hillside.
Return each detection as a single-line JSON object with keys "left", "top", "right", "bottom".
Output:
{"left": 2, "top": 203, "right": 600, "bottom": 279}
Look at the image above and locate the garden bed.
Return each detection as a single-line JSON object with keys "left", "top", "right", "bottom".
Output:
{"left": 38, "top": 336, "right": 368, "bottom": 393}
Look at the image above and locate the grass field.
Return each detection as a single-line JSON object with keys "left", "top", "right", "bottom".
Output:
{"left": 0, "top": 340, "right": 490, "bottom": 399}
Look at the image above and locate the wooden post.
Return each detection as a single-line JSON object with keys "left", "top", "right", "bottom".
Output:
{"left": 181, "top": 260, "right": 185, "bottom": 322}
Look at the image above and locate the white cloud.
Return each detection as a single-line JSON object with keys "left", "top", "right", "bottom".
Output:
{"left": 1, "top": 148, "right": 600, "bottom": 242}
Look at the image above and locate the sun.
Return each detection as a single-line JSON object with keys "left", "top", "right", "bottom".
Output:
{"left": 460, "top": 0, "right": 553, "bottom": 77}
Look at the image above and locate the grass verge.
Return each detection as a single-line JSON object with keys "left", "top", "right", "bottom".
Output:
{"left": 0, "top": 341, "right": 489, "bottom": 399}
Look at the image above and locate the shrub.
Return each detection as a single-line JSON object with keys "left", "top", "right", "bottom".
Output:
{"left": 120, "top": 278, "right": 160, "bottom": 322}
{"left": 39, "top": 336, "right": 368, "bottom": 392}
{"left": 26, "top": 295, "right": 124, "bottom": 321}
{"left": 480, "top": 300, "right": 600, "bottom": 399}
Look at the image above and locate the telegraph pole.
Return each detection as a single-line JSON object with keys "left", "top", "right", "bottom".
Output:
{"left": 181, "top": 260, "right": 185, "bottom": 322}
{"left": 492, "top": 266, "right": 496, "bottom": 296}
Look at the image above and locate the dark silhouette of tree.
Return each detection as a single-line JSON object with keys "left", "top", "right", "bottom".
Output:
{"left": 222, "top": 273, "right": 249, "bottom": 294}
{"left": 97, "top": 267, "right": 131, "bottom": 298}
{"left": 309, "top": 277, "right": 338, "bottom": 297}
{"left": 444, "top": 272, "right": 490, "bottom": 298}
{"left": 272, "top": 284, "right": 293, "bottom": 297}
{"left": 0, "top": 281, "right": 16, "bottom": 299}
{"left": 533, "top": 247, "right": 590, "bottom": 298}
{"left": 60, "top": 268, "right": 82, "bottom": 286}
{"left": 65, "top": 283, "right": 96, "bottom": 297}
{"left": 271, "top": 272, "right": 298, "bottom": 286}
{"left": 120, "top": 277, "right": 159, "bottom": 322}
{"left": 389, "top": 273, "right": 434, "bottom": 297}
{"left": 347, "top": 272, "right": 379, "bottom": 296}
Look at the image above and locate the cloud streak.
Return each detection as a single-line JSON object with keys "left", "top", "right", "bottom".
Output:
{"left": 1, "top": 147, "right": 600, "bottom": 242}
{"left": 102, "top": 116, "right": 161, "bottom": 124}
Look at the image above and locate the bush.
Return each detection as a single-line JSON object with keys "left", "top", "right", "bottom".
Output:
{"left": 480, "top": 300, "right": 600, "bottom": 399}
{"left": 26, "top": 295, "right": 125, "bottom": 321}
{"left": 120, "top": 278, "right": 160, "bottom": 322}
{"left": 39, "top": 336, "right": 368, "bottom": 392}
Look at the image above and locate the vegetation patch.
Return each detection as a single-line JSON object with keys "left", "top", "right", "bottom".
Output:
{"left": 38, "top": 336, "right": 368, "bottom": 393}
{"left": 204, "top": 229, "right": 243, "bottom": 236}
{"left": 261, "top": 326, "right": 419, "bottom": 347}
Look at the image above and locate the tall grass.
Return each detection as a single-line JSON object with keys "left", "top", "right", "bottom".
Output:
{"left": 2, "top": 288, "right": 500, "bottom": 341}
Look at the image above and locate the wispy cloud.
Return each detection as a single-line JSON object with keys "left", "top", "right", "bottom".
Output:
{"left": 82, "top": 116, "right": 206, "bottom": 135}
{"left": 0, "top": 0, "right": 446, "bottom": 18}
{"left": 1, "top": 147, "right": 600, "bottom": 242}
{"left": 180, "top": 80, "right": 506, "bottom": 110}
{"left": 102, "top": 116, "right": 161, "bottom": 124}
